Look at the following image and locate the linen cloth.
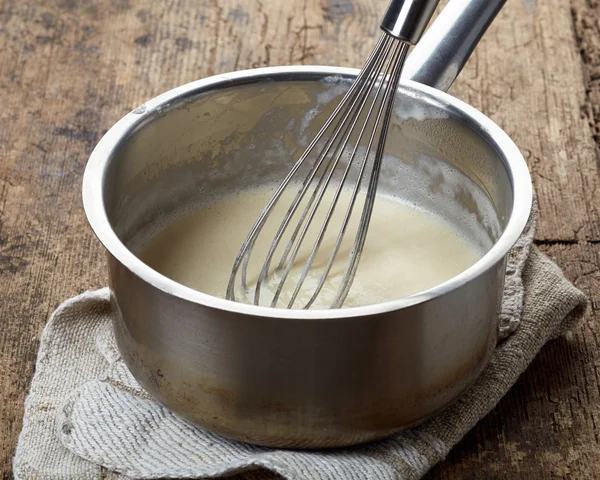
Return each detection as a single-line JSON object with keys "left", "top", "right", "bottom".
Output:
{"left": 13, "top": 208, "right": 588, "bottom": 479}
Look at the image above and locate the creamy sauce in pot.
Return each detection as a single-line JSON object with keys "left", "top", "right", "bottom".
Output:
{"left": 139, "top": 186, "right": 483, "bottom": 309}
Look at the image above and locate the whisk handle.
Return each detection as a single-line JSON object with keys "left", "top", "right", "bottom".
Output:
{"left": 380, "top": 0, "right": 441, "bottom": 44}
{"left": 402, "top": 0, "right": 508, "bottom": 92}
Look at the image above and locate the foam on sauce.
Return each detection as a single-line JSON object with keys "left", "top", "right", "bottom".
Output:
{"left": 139, "top": 186, "right": 484, "bottom": 309}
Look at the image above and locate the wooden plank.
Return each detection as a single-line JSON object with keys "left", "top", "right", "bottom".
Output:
{"left": 0, "top": 0, "right": 598, "bottom": 477}
{"left": 448, "top": 0, "right": 600, "bottom": 242}
{"left": 573, "top": 0, "right": 600, "bottom": 150}
{"left": 427, "top": 242, "right": 600, "bottom": 479}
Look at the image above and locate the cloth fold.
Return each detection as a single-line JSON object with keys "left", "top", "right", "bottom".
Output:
{"left": 14, "top": 208, "right": 588, "bottom": 479}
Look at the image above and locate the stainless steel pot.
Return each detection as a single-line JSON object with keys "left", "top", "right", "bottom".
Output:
{"left": 83, "top": 0, "right": 532, "bottom": 448}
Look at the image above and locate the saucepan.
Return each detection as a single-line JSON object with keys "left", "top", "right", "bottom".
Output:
{"left": 83, "top": 0, "right": 532, "bottom": 448}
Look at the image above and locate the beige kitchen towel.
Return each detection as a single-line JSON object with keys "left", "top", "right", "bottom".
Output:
{"left": 14, "top": 212, "right": 588, "bottom": 480}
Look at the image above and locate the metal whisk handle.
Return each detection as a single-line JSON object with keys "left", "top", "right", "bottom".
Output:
{"left": 381, "top": 0, "right": 440, "bottom": 44}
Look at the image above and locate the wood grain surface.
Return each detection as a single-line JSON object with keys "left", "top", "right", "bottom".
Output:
{"left": 1, "top": 0, "right": 599, "bottom": 478}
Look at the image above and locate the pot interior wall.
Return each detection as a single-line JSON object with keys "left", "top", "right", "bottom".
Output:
{"left": 101, "top": 75, "right": 511, "bottom": 270}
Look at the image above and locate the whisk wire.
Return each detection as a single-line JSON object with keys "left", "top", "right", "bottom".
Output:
{"left": 304, "top": 40, "right": 410, "bottom": 309}
{"left": 227, "top": 34, "right": 410, "bottom": 308}
{"left": 252, "top": 36, "right": 395, "bottom": 305}
{"left": 227, "top": 0, "right": 438, "bottom": 308}
{"left": 268, "top": 36, "right": 400, "bottom": 307}
{"left": 273, "top": 40, "right": 393, "bottom": 274}
{"left": 282, "top": 39, "right": 409, "bottom": 309}
{"left": 333, "top": 40, "right": 409, "bottom": 307}
{"left": 228, "top": 34, "right": 388, "bottom": 302}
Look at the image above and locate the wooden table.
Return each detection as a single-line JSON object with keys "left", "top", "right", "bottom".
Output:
{"left": 1, "top": 0, "right": 599, "bottom": 477}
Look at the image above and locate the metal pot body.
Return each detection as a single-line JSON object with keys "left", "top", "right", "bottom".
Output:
{"left": 84, "top": 67, "right": 532, "bottom": 448}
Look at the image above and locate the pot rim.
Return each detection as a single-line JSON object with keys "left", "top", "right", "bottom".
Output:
{"left": 82, "top": 65, "right": 533, "bottom": 320}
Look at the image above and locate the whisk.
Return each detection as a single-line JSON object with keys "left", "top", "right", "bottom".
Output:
{"left": 227, "top": 0, "right": 440, "bottom": 309}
